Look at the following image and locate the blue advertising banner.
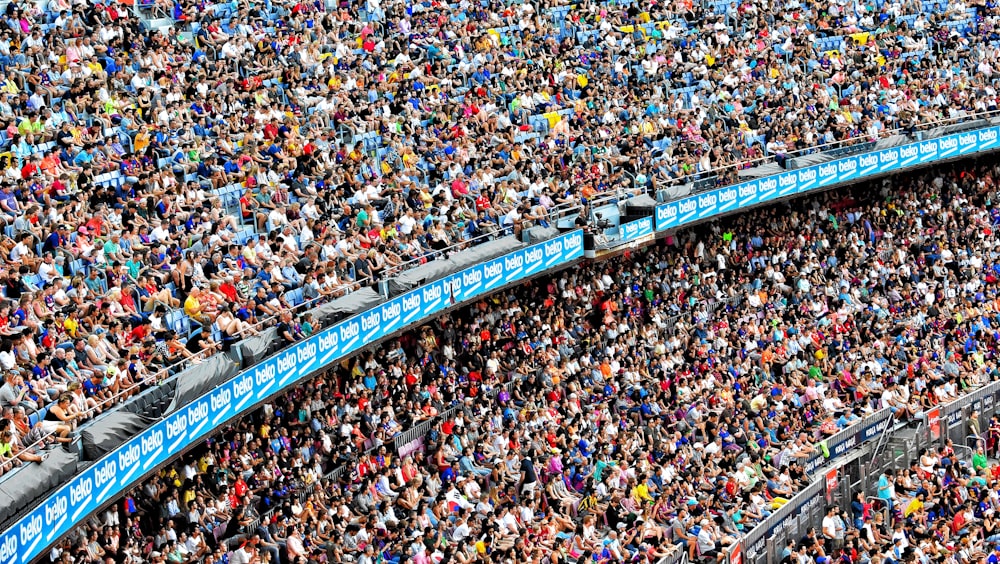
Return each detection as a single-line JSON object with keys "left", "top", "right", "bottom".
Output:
{"left": 654, "top": 126, "right": 1000, "bottom": 231}
{"left": 801, "top": 408, "right": 894, "bottom": 474}
{"left": 0, "top": 230, "right": 585, "bottom": 564}
{"left": 618, "top": 216, "right": 654, "bottom": 244}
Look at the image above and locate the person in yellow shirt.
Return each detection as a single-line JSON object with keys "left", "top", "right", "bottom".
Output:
{"left": 184, "top": 287, "right": 212, "bottom": 326}
{"left": 631, "top": 475, "right": 655, "bottom": 503}
{"left": 197, "top": 454, "right": 213, "bottom": 473}
{"left": 17, "top": 114, "right": 42, "bottom": 136}
{"left": 904, "top": 493, "right": 925, "bottom": 518}
{"left": 63, "top": 307, "right": 81, "bottom": 337}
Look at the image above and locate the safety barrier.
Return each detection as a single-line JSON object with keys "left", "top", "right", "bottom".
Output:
{"left": 731, "top": 378, "right": 1000, "bottom": 564}
{"left": 802, "top": 408, "right": 895, "bottom": 473}
{"left": 7, "top": 121, "right": 1000, "bottom": 564}
{"left": 655, "top": 126, "right": 1000, "bottom": 232}
{"left": 0, "top": 231, "right": 584, "bottom": 564}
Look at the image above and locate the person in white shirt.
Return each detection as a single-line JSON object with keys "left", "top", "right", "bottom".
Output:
{"left": 696, "top": 520, "right": 720, "bottom": 560}
{"left": 37, "top": 253, "right": 59, "bottom": 284}
{"left": 452, "top": 516, "right": 471, "bottom": 542}
{"left": 285, "top": 528, "right": 306, "bottom": 561}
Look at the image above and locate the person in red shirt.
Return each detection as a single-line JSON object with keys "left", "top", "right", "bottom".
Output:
{"left": 128, "top": 319, "right": 152, "bottom": 345}
{"left": 263, "top": 120, "right": 280, "bottom": 140}
{"left": 20, "top": 154, "right": 41, "bottom": 180}
{"left": 952, "top": 505, "right": 967, "bottom": 534}
{"left": 233, "top": 476, "right": 249, "bottom": 498}
{"left": 475, "top": 193, "right": 491, "bottom": 211}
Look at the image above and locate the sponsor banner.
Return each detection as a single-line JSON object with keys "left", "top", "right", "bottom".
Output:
{"left": 728, "top": 542, "right": 742, "bottom": 564}
{"left": 928, "top": 408, "right": 941, "bottom": 441}
{"left": 653, "top": 126, "right": 1000, "bottom": 233}
{"left": 0, "top": 231, "right": 585, "bottom": 564}
{"left": 803, "top": 408, "right": 893, "bottom": 474}
{"left": 947, "top": 408, "right": 963, "bottom": 427}
{"left": 654, "top": 199, "right": 680, "bottom": 231}
{"left": 825, "top": 469, "right": 839, "bottom": 504}
{"left": 619, "top": 217, "right": 654, "bottom": 244}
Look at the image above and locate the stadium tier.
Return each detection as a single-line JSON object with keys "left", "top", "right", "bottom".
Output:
{"left": 0, "top": 0, "right": 999, "bottom": 562}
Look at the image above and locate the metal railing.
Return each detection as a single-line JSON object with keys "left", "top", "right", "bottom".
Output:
{"left": 635, "top": 109, "right": 1000, "bottom": 201}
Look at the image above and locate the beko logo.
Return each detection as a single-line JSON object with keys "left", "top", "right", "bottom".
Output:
{"left": 564, "top": 232, "right": 583, "bottom": 250}
{"left": 338, "top": 321, "right": 360, "bottom": 341}
{"left": 360, "top": 310, "right": 381, "bottom": 333}
{"left": 697, "top": 193, "right": 717, "bottom": 212}
{"left": 94, "top": 459, "right": 117, "bottom": 490}
{"left": 70, "top": 478, "right": 92, "bottom": 507}
{"left": 858, "top": 154, "right": 877, "bottom": 169}
{"left": 253, "top": 362, "right": 276, "bottom": 387}
{"left": 141, "top": 429, "right": 163, "bottom": 456}
{"left": 43, "top": 496, "right": 66, "bottom": 527}
{"left": 718, "top": 187, "right": 737, "bottom": 205}
{"left": 0, "top": 533, "right": 16, "bottom": 564}
{"left": 678, "top": 199, "right": 697, "bottom": 214}
{"left": 422, "top": 284, "right": 443, "bottom": 303}
{"left": 318, "top": 331, "right": 339, "bottom": 351}
{"left": 381, "top": 300, "right": 401, "bottom": 320}
{"left": 838, "top": 159, "right": 857, "bottom": 174}
{"left": 118, "top": 442, "right": 141, "bottom": 470}
{"left": 233, "top": 374, "right": 253, "bottom": 398}
{"left": 483, "top": 262, "right": 503, "bottom": 279}
{"left": 543, "top": 240, "right": 563, "bottom": 256}
{"left": 879, "top": 149, "right": 899, "bottom": 164}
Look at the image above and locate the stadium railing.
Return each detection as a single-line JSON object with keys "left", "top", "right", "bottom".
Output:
{"left": 4, "top": 113, "right": 1000, "bottom": 564}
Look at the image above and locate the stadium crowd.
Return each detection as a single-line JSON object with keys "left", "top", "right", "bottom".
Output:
{"left": 0, "top": 0, "right": 995, "bottom": 465}
{"left": 0, "top": 0, "right": 994, "bottom": 558}
{"left": 32, "top": 157, "right": 1000, "bottom": 564}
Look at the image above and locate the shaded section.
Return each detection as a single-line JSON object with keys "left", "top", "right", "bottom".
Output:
{"left": 80, "top": 411, "right": 157, "bottom": 462}
{"left": 239, "top": 327, "right": 278, "bottom": 369}
{"left": 656, "top": 184, "right": 692, "bottom": 201}
{"left": 522, "top": 225, "right": 560, "bottom": 244}
{"left": 384, "top": 236, "right": 525, "bottom": 297}
{"left": 309, "top": 287, "right": 382, "bottom": 326}
{"left": 120, "top": 379, "right": 177, "bottom": 419}
{"left": 0, "top": 447, "right": 79, "bottom": 524}
{"left": 165, "top": 350, "right": 242, "bottom": 414}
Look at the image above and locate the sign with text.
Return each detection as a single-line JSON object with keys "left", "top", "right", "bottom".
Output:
{"left": 0, "top": 231, "right": 585, "bottom": 564}
{"left": 619, "top": 216, "right": 654, "bottom": 244}
{"left": 928, "top": 407, "right": 941, "bottom": 441}
{"left": 655, "top": 126, "right": 1000, "bottom": 231}
{"left": 803, "top": 408, "right": 893, "bottom": 474}
{"left": 825, "top": 469, "right": 839, "bottom": 504}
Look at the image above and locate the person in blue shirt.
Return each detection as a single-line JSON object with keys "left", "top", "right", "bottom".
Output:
{"left": 877, "top": 472, "right": 894, "bottom": 512}
{"left": 72, "top": 145, "right": 94, "bottom": 166}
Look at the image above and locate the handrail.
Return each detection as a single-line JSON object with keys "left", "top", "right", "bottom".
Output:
{"left": 637, "top": 108, "right": 1000, "bottom": 199}
{"left": 378, "top": 202, "right": 584, "bottom": 281}
{"left": 7, "top": 118, "right": 1000, "bottom": 561}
